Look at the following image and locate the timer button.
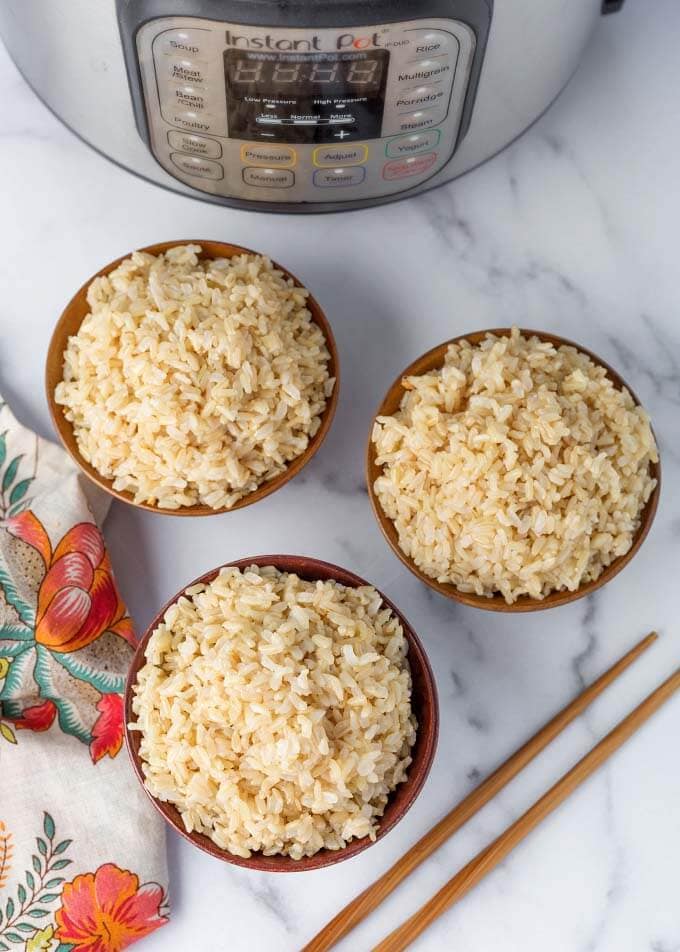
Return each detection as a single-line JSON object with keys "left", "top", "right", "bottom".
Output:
{"left": 313, "top": 145, "right": 368, "bottom": 168}
{"left": 242, "top": 167, "right": 295, "bottom": 188}
{"left": 158, "top": 30, "right": 210, "bottom": 61}
{"left": 168, "top": 130, "right": 222, "bottom": 159}
{"left": 386, "top": 129, "right": 441, "bottom": 158}
{"left": 313, "top": 167, "right": 366, "bottom": 188}
{"left": 170, "top": 153, "right": 223, "bottom": 180}
{"left": 382, "top": 153, "right": 438, "bottom": 181}
{"left": 240, "top": 144, "right": 296, "bottom": 168}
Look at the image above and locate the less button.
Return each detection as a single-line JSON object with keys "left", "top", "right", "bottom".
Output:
{"left": 313, "top": 145, "right": 368, "bottom": 167}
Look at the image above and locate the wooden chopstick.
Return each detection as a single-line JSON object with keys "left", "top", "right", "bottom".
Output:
{"left": 374, "top": 664, "right": 680, "bottom": 952}
{"left": 302, "top": 631, "right": 657, "bottom": 952}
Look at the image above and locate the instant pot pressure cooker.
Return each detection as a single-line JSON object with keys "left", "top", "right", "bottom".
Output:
{"left": 0, "top": 1, "right": 624, "bottom": 213}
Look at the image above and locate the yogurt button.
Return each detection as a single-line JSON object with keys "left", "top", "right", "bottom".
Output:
{"left": 386, "top": 129, "right": 441, "bottom": 157}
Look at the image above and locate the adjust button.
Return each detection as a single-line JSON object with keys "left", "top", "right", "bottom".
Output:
{"left": 382, "top": 153, "right": 438, "bottom": 181}
{"left": 168, "top": 130, "right": 222, "bottom": 159}
{"left": 386, "top": 129, "right": 441, "bottom": 157}
{"left": 158, "top": 30, "right": 210, "bottom": 61}
{"left": 243, "top": 167, "right": 295, "bottom": 188}
{"left": 313, "top": 144, "right": 368, "bottom": 167}
{"left": 313, "top": 167, "right": 366, "bottom": 188}
{"left": 240, "top": 144, "right": 296, "bottom": 167}
{"left": 170, "top": 153, "right": 223, "bottom": 180}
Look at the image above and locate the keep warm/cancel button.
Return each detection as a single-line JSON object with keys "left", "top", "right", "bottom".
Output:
{"left": 242, "top": 167, "right": 294, "bottom": 188}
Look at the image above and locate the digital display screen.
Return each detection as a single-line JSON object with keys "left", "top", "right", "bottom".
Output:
{"left": 224, "top": 49, "right": 389, "bottom": 143}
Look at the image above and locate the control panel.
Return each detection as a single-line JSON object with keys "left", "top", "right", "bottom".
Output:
{"left": 136, "top": 17, "right": 476, "bottom": 205}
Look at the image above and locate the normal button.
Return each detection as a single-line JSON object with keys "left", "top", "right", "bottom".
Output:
{"left": 313, "top": 167, "right": 366, "bottom": 188}
{"left": 313, "top": 144, "right": 368, "bottom": 167}
{"left": 243, "top": 167, "right": 295, "bottom": 188}
{"left": 386, "top": 129, "right": 440, "bottom": 157}
{"left": 170, "top": 153, "right": 223, "bottom": 180}
{"left": 240, "top": 145, "right": 296, "bottom": 167}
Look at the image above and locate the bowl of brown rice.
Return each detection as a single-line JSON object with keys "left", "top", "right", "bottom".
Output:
{"left": 367, "top": 327, "right": 660, "bottom": 612}
{"left": 125, "top": 555, "right": 438, "bottom": 871}
{"left": 46, "top": 240, "right": 338, "bottom": 515}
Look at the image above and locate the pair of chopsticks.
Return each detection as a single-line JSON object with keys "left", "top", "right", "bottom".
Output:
{"left": 303, "top": 631, "right": 679, "bottom": 952}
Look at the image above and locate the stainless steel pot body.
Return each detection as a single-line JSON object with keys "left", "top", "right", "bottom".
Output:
{"left": 0, "top": 0, "right": 605, "bottom": 212}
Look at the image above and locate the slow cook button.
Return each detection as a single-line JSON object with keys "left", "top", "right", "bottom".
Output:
{"left": 240, "top": 144, "right": 296, "bottom": 167}
{"left": 394, "top": 85, "right": 446, "bottom": 111}
{"left": 158, "top": 30, "right": 210, "bottom": 60}
{"left": 166, "top": 59, "right": 208, "bottom": 85}
{"left": 243, "top": 167, "right": 295, "bottom": 188}
{"left": 170, "top": 153, "right": 223, "bottom": 180}
{"left": 167, "top": 130, "right": 222, "bottom": 159}
{"left": 312, "top": 144, "right": 368, "bottom": 167}
{"left": 386, "top": 129, "right": 441, "bottom": 157}
{"left": 382, "top": 152, "right": 438, "bottom": 181}
{"left": 313, "top": 167, "right": 366, "bottom": 188}
{"left": 396, "top": 59, "right": 453, "bottom": 85}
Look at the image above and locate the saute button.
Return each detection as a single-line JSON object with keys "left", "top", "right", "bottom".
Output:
{"left": 312, "top": 144, "right": 368, "bottom": 167}
{"left": 170, "top": 153, "right": 223, "bottom": 180}
{"left": 158, "top": 30, "right": 210, "bottom": 60}
{"left": 240, "top": 144, "right": 296, "bottom": 167}
{"left": 242, "top": 167, "right": 295, "bottom": 188}
{"left": 382, "top": 153, "right": 438, "bottom": 181}
{"left": 386, "top": 129, "right": 440, "bottom": 157}
{"left": 313, "top": 167, "right": 366, "bottom": 188}
{"left": 166, "top": 59, "right": 208, "bottom": 85}
{"left": 167, "top": 130, "right": 222, "bottom": 159}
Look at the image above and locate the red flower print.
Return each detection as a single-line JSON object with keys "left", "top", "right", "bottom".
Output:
{"left": 89, "top": 693, "right": 124, "bottom": 763}
{"left": 12, "top": 699, "right": 57, "bottom": 732}
{"left": 7, "top": 514, "right": 135, "bottom": 653}
{"left": 55, "top": 863, "right": 168, "bottom": 951}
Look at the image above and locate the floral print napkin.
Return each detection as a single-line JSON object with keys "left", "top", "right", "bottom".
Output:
{"left": 0, "top": 396, "right": 169, "bottom": 951}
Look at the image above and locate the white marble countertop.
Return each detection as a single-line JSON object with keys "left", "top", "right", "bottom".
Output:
{"left": 2, "top": 1, "right": 679, "bottom": 950}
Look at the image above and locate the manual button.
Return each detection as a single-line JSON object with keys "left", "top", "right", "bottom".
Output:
{"left": 240, "top": 144, "right": 296, "bottom": 168}
{"left": 243, "top": 167, "right": 294, "bottom": 188}
{"left": 313, "top": 144, "right": 368, "bottom": 167}
{"left": 170, "top": 153, "right": 223, "bottom": 180}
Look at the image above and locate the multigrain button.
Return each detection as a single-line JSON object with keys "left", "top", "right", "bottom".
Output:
{"left": 158, "top": 30, "right": 209, "bottom": 60}
{"left": 170, "top": 153, "right": 223, "bottom": 180}
{"left": 386, "top": 129, "right": 441, "bottom": 157}
{"left": 313, "top": 167, "right": 366, "bottom": 188}
{"left": 243, "top": 167, "right": 294, "bottom": 188}
{"left": 382, "top": 153, "right": 438, "bottom": 181}
{"left": 312, "top": 144, "right": 368, "bottom": 167}
{"left": 240, "top": 144, "right": 296, "bottom": 167}
{"left": 167, "top": 130, "right": 222, "bottom": 158}
{"left": 166, "top": 59, "right": 208, "bottom": 85}
{"left": 394, "top": 85, "right": 446, "bottom": 110}
{"left": 396, "top": 59, "right": 453, "bottom": 85}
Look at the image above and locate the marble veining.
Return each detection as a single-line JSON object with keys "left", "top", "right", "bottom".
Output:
{"left": 1, "top": 0, "right": 679, "bottom": 949}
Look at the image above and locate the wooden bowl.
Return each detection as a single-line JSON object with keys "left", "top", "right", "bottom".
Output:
{"left": 124, "top": 554, "right": 439, "bottom": 872}
{"left": 366, "top": 328, "right": 661, "bottom": 613}
{"left": 45, "top": 240, "right": 339, "bottom": 516}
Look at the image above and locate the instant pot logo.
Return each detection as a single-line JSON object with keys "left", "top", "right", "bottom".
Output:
{"left": 224, "top": 30, "right": 388, "bottom": 51}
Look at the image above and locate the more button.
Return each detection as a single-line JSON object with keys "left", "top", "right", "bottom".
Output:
{"left": 313, "top": 144, "right": 368, "bottom": 167}
{"left": 313, "top": 167, "right": 366, "bottom": 188}
{"left": 240, "top": 144, "right": 296, "bottom": 167}
{"left": 243, "top": 167, "right": 295, "bottom": 188}
{"left": 170, "top": 153, "right": 223, "bottom": 180}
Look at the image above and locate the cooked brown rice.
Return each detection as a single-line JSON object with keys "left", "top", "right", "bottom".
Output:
{"left": 130, "top": 565, "right": 416, "bottom": 859}
{"left": 55, "top": 245, "right": 334, "bottom": 509}
{"left": 371, "top": 328, "right": 658, "bottom": 603}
